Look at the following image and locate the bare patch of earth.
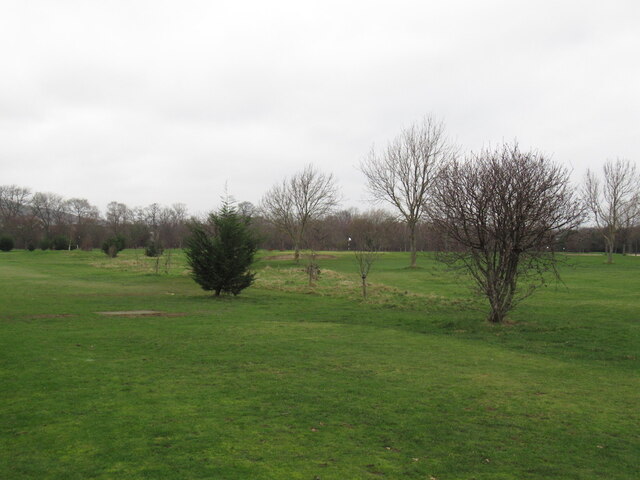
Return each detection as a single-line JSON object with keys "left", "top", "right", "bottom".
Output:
{"left": 264, "top": 254, "right": 337, "bottom": 261}
{"left": 96, "top": 310, "right": 183, "bottom": 317}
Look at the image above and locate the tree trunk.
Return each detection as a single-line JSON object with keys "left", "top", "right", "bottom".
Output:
{"left": 605, "top": 238, "right": 614, "bottom": 264}
{"left": 361, "top": 275, "right": 367, "bottom": 299}
{"left": 487, "top": 278, "right": 513, "bottom": 323}
{"left": 409, "top": 226, "right": 417, "bottom": 268}
{"left": 605, "top": 230, "right": 615, "bottom": 264}
{"left": 487, "top": 295, "right": 509, "bottom": 323}
{"left": 487, "top": 307, "right": 506, "bottom": 323}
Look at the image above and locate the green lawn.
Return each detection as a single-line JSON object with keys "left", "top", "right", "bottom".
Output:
{"left": 1, "top": 249, "right": 638, "bottom": 479}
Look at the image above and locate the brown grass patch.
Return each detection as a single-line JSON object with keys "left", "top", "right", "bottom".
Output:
{"left": 263, "top": 254, "right": 338, "bottom": 261}
{"left": 256, "top": 265, "right": 475, "bottom": 310}
{"left": 96, "top": 310, "right": 184, "bottom": 317}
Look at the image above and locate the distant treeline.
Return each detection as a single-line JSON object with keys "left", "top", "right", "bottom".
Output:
{"left": 1, "top": 184, "right": 638, "bottom": 254}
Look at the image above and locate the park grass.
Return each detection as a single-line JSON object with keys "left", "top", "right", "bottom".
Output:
{"left": 0, "top": 249, "right": 638, "bottom": 479}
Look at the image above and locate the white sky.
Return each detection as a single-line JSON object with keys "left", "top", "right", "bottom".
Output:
{"left": 1, "top": 0, "right": 639, "bottom": 216}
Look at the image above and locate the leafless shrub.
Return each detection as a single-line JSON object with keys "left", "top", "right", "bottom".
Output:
{"left": 431, "top": 143, "right": 583, "bottom": 323}
{"left": 354, "top": 237, "right": 380, "bottom": 299}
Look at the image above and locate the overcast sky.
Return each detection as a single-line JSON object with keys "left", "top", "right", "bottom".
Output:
{"left": 1, "top": 1, "right": 638, "bottom": 216}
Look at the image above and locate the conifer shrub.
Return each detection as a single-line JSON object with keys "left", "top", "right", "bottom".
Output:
{"left": 102, "top": 235, "right": 126, "bottom": 258}
{"left": 185, "top": 201, "right": 257, "bottom": 296}
{"left": 145, "top": 240, "right": 164, "bottom": 257}
{"left": 51, "top": 236, "right": 69, "bottom": 250}
{"left": 0, "top": 235, "right": 14, "bottom": 252}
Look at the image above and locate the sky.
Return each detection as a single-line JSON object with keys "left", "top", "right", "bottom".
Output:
{"left": 1, "top": 0, "right": 639, "bottom": 216}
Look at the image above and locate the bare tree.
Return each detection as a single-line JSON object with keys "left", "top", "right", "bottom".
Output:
{"left": 261, "top": 164, "right": 340, "bottom": 261}
{"left": 0, "top": 185, "right": 31, "bottom": 228}
{"left": 354, "top": 236, "right": 380, "bottom": 299}
{"left": 0, "top": 185, "right": 31, "bottom": 243}
{"left": 360, "top": 116, "right": 455, "bottom": 267}
{"left": 583, "top": 159, "right": 640, "bottom": 263}
{"left": 66, "top": 198, "right": 100, "bottom": 248}
{"left": 31, "top": 192, "right": 67, "bottom": 239}
{"left": 167, "top": 203, "right": 189, "bottom": 248}
{"left": 106, "top": 201, "right": 131, "bottom": 236}
{"left": 431, "top": 143, "right": 583, "bottom": 324}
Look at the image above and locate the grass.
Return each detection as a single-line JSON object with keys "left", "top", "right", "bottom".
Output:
{"left": 1, "top": 249, "right": 638, "bottom": 479}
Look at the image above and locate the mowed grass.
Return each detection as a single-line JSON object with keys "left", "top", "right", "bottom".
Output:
{"left": 0, "top": 250, "right": 638, "bottom": 479}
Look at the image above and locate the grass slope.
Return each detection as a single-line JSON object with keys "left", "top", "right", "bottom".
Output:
{"left": 1, "top": 250, "right": 638, "bottom": 479}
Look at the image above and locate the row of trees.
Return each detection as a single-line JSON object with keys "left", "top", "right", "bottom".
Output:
{"left": 0, "top": 184, "right": 461, "bottom": 254}
{"left": 2, "top": 170, "right": 638, "bottom": 262}
{"left": 2, "top": 167, "right": 639, "bottom": 260}
{"left": 0, "top": 187, "right": 189, "bottom": 251}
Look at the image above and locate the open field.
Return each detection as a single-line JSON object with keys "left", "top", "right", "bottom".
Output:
{"left": 1, "top": 249, "right": 639, "bottom": 479}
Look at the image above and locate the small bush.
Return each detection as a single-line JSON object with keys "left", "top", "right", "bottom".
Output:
{"left": 80, "top": 237, "right": 94, "bottom": 251}
{"left": 51, "top": 236, "right": 70, "bottom": 251}
{"left": 102, "top": 235, "right": 126, "bottom": 258}
{"left": 145, "top": 240, "right": 164, "bottom": 257}
{"left": 39, "top": 239, "right": 50, "bottom": 250}
{"left": 26, "top": 242, "right": 36, "bottom": 252}
{"left": 0, "top": 236, "right": 14, "bottom": 252}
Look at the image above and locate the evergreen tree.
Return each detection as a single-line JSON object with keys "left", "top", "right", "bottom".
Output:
{"left": 185, "top": 201, "right": 257, "bottom": 296}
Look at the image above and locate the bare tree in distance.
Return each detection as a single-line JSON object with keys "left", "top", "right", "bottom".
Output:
{"left": 583, "top": 159, "right": 640, "bottom": 263}
{"left": 261, "top": 164, "right": 340, "bottom": 261}
{"left": 431, "top": 143, "right": 583, "bottom": 324}
{"left": 31, "top": 192, "right": 67, "bottom": 240}
{"left": 106, "top": 201, "right": 131, "bottom": 236}
{"left": 0, "top": 185, "right": 31, "bottom": 242}
{"left": 0, "top": 185, "right": 31, "bottom": 227}
{"left": 66, "top": 198, "right": 99, "bottom": 249}
{"left": 360, "top": 116, "right": 456, "bottom": 268}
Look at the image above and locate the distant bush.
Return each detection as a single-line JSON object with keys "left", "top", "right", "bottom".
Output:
{"left": 51, "top": 236, "right": 70, "bottom": 251}
{"left": 102, "top": 235, "right": 125, "bottom": 257}
{"left": 39, "top": 239, "right": 50, "bottom": 250}
{"left": 26, "top": 242, "right": 36, "bottom": 252}
{"left": 80, "top": 237, "right": 94, "bottom": 251}
{"left": 145, "top": 240, "right": 164, "bottom": 257}
{"left": 0, "top": 235, "right": 14, "bottom": 252}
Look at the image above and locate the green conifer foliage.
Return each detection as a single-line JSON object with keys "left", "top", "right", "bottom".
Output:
{"left": 185, "top": 201, "right": 257, "bottom": 296}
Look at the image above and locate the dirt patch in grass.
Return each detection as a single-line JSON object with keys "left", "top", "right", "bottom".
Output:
{"left": 96, "top": 310, "right": 184, "bottom": 317}
{"left": 264, "top": 254, "right": 337, "bottom": 261}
